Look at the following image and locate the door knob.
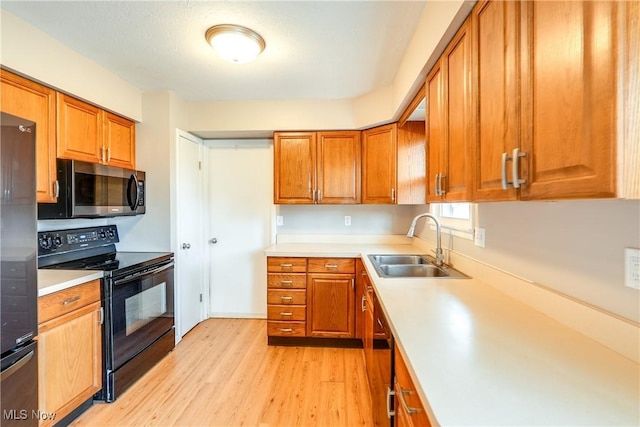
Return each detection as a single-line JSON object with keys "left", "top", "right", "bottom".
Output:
{"left": 209, "top": 238, "right": 218, "bottom": 244}
{"left": 182, "top": 243, "right": 191, "bottom": 249}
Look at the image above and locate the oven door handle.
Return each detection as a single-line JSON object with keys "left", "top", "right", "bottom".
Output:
{"left": 113, "top": 261, "right": 174, "bottom": 286}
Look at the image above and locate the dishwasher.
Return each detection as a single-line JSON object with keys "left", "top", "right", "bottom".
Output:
{"left": 363, "top": 277, "right": 395, "bottom": 426}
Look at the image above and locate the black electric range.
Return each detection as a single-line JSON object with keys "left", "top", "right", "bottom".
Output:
{"left": 37, "top": 225, "right": 175, "bottom": 403}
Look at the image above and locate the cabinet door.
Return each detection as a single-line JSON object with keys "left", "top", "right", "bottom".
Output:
{"left": 355, "top": 259, "right": 367, "bottom": 340}
{"left": 426, "top": 62, "right": 446, "bottom": 202}
{"left": 307, "top": 273, "right": 354, "bottom": 338}
{"left": 472, "top": 0, "right": 520, "bottom": 201}
{"left": 519, "top": 1, "right": 616, "bottom": 199}
{"left": 38, "top": 301, "right": 102, "bottom": 427}
{"left": 362, "top": 124, "right": 397, "bottom": 204}
{"left": 273, "top": 132, "right": 316, "bottom": 204}
{"left": 0, "top": 70, "right": 57, "bottom": 203}
{"left": 316, "top": 131, "right": 361, "bottom": 204}
{"left": 442, "top": 20, "right": 473, "bottom": 202}
{"left": 57, "top": 93, "right": 102, "bottom": 163}
{"left": 104, "top": 111, "right": 135, "bottom": 169}
{"left": 397, "top": 121, "right": 426, "bottom": 205}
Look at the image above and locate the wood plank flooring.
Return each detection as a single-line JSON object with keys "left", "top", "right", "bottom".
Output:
{"left": 71, "top": 319, "right": 374, "bottom": 426}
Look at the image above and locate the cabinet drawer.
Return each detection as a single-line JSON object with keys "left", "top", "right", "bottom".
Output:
{"left": 267, "top": 305, "right": 306, "bottom": 321}
{"left": 267, "top": 257, "right": 307, "bottom": 273}
{"left": 38, "top": 280, "right": 101, "bottom": 324}
{"left": 267, "top": 273, "right": 306, "bottom": 289}
{"left": 267, "top": 321, "right": 306, "bottom": 337}
{"left": 395, "top": 344, "right": 431, "bottom": 426}
{"left": 267, "top": 289, "right": 306, "bottom": 305}
{"left": 307, "top": 258, "right": 355, "bottom": 273}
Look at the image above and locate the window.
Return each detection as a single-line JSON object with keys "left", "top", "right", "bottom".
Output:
{"left": 429, "top": 202, "right": 476, "bottom": 240}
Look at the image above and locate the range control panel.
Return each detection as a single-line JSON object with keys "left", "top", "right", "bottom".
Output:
{"left": 38, "top": 225, "right": 119, "bottom": 255}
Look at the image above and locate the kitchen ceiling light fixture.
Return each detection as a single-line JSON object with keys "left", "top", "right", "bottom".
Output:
{"left": 205, "top": 24, "right": 265, "bottom": 64}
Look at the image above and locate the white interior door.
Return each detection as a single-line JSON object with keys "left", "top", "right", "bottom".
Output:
{"left": 207, "top": 140, "right": 273, "bottom": 318}
{"left": 176, "top": 131, "right": 206, "bottom": 337}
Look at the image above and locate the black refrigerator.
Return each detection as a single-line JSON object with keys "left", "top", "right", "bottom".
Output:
{"left": 0, "top": 112, "right": 39, "bottom": 426}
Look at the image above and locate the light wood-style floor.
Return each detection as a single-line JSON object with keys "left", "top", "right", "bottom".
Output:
{"left": 72, "top": 319, "right": 373, "bottom": 426}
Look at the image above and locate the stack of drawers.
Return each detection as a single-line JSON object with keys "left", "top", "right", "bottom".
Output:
{"left": 266, "top": 257, "right": 307, "bottom": 336}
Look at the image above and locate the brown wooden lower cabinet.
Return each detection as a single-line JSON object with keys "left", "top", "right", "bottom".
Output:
{"left": 37, "top": 280, "right": 102, "bottom": 427}
{"left": 266, "top": 256, "right": 356, "bottom": 340}
{"left": 395, "top": 343, "right": 431, "bottom": 427}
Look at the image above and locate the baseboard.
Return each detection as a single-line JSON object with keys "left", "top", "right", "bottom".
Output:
{"left": 412, "top": 237, "right": 640, "bottom": 362}
{"left": 209, "top": 312, "right": 267, "bottom": 319}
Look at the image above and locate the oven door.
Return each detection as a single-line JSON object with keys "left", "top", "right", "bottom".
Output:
{"left": 109, "top": 261, "right": 174, "bottom": 370}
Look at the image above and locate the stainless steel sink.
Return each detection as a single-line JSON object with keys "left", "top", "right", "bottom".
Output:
{"left": 368, "top": 254, "right": 469, "bottom": 279}
{"left": 369, "top": 255, "right": 430, "bottom": 265}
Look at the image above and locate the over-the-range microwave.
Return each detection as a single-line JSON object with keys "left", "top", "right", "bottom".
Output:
{"left": 38, "top": 159, "right": 145, "bottom": 219}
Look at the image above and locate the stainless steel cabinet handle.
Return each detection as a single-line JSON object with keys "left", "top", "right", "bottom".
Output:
{"left": 279, "top": 312, "right": 293, "bottom": 317}
{"left": 317, "top": 189, "right": 322, "bottom": 202}
{"left": 434, "top": 174, "right": 440, "bottom": 196}
{"left": 279, "top": 328, "right": 293, "bottom": 333}
{"left": 62, "top": 296, "right": 81, "bottom": 305}
{"left": 280, "top": 263, "right": 293, "bottom": 268}
{"left": 99, "top": 307, "right": 104, "bottom": 325}
{"left": 512, "top": 148, "right": 526, "bottom": 189}
{"left": 280, "top": 280, "right": 293, "bottom": 286}
{"left": 361, "top": 295, "right": 367, "bottom": 312}
{"left": 325, "top": 264, "right": 338, "bottom": 269}
{"left": 54, "top": 180, "right": 60, "bottom": 198}
{"left": 501, "top": 152, "right": 510, "bottom": 190}
{"left": 391, "top": 188, "right": 396, "bottom": 202}
{"left": 182, "top": 243, "right": 191, "bottom": 249}
{"left": 397, "top": 388, "right": 420, "bottom": 415}
{"left": 107, "top": 147, "right": 111, "bottom": 162}
{"left": 280, "top": 296, "right": 294, "bottom": 302}
{"left": 439, "top": 174, "right": 447, "bottom": 195}
{"left": 386, "top": 387, "right": 396, "bottom": 418}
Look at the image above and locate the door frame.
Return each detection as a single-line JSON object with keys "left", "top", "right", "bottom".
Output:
{"left": 173, "top": 129, "right": 208, "bottom": 343}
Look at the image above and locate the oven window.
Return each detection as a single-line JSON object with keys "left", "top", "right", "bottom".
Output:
{"left": 125, "top": 282, "right": 167, "bottom": 335}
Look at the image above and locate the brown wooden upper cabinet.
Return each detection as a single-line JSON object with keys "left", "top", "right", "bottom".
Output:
{"left": 362, "top": 124, "right": 397, "bottom": 204}
{"left": 0, "top": 70, "right": 58, "bottom": 203}
{"left": 426, "top": 19, "right": 473, "bottom": 203}
{"left": 57, "top": 93, "right": 135, "bottom": 169}
{"left": 471, "top": 0, "right": 628, "bottom": 201}
{"left": 273, "top": 131, "right": 361, "bottom": 204}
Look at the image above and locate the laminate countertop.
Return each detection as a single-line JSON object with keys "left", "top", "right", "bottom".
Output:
{"left": 37, "top": 269, "right": 104, "bottom": 297}
{"left": 265, "top": 242, "right": 640, "bottom": 426}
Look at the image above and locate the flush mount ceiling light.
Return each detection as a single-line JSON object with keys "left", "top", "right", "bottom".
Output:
{"left": 205, "top": 24, "right": 266, "bottom": 64}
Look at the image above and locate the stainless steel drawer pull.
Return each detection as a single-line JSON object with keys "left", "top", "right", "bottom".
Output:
{"left": 280, "top": 280, "right": 293, "bottom": 285}
{"left": 62, "top": 296, "right": 81, "bottom": 305}
{"left": 325, "top": 264, "right": 338, "bottom": 269}
{"left": 280, "top": 263, "right": 293, "bottom": 268}
{"left": 398, "top": 388, "right": 420, "bottom": 415}
{"left": 280, "top": 312, "right": 293, "bottom": 316}
{"left": 279, "top": 328, "right": 293, "bottom": 333}
{"left": 280, "top": 296, "right": 294, "bottom": 302}
{"left": 386, "top": 387, "right": 396, "bottom": 418}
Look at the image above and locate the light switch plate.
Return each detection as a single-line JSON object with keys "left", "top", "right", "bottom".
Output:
{"left": 474, "top": 227, "right": 486, "bottom": 248}
{"left": 276, "top": 216, "right": 284, "bottom": 226}
{"left": 344, "top": 216, "right": 351, "bottom": 226}
{"left": 624, "top": 248, "right": 640, "bottom": 290}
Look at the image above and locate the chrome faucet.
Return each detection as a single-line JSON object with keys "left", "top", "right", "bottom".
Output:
{"left": 406, "top": 213, "right": 444, "bottom": 266}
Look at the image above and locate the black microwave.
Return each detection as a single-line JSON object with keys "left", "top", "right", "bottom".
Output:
{"left": 38, "top": 159, "right": 145, "bottom": 219}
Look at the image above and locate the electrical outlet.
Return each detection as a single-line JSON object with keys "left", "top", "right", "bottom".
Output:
{"left": 344, "top": 216, "right": 351, "bottom": 226}
{"left": 625, "top": 248, "right": 640, "bottom": 290}
{"left": 276, "top": 216, "right": 284, "bottom": 226}
{"left": 474, "top": 227, "right": 486, "bottom": 248}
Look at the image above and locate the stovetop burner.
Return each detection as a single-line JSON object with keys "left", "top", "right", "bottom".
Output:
{"left": 37, "top": 225, "right": 173, "bottom": 278}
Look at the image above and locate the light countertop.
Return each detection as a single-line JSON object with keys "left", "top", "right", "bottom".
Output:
{"left": 38, "top": 269, "right": 104, "bottom": 297}
{"left": 265, "top": 242, "right": 640, "bottom": 426}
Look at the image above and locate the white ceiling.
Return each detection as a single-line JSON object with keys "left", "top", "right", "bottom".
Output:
{"left": 1, "top": 1, "right": 427, "bottom": 103}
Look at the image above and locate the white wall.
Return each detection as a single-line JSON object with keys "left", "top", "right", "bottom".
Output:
{"left": 276, "top": 204, "right": 419, "bottom": 236}
{"left": 414, "top": 199, "right": 640, "bottom": 323}
{"left": 0, "top": 10, "right": 142, "bottom": 121}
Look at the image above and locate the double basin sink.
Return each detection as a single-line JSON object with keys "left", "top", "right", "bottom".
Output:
{"left": 368, "top": 254, "right": 469, "bottom": 279}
